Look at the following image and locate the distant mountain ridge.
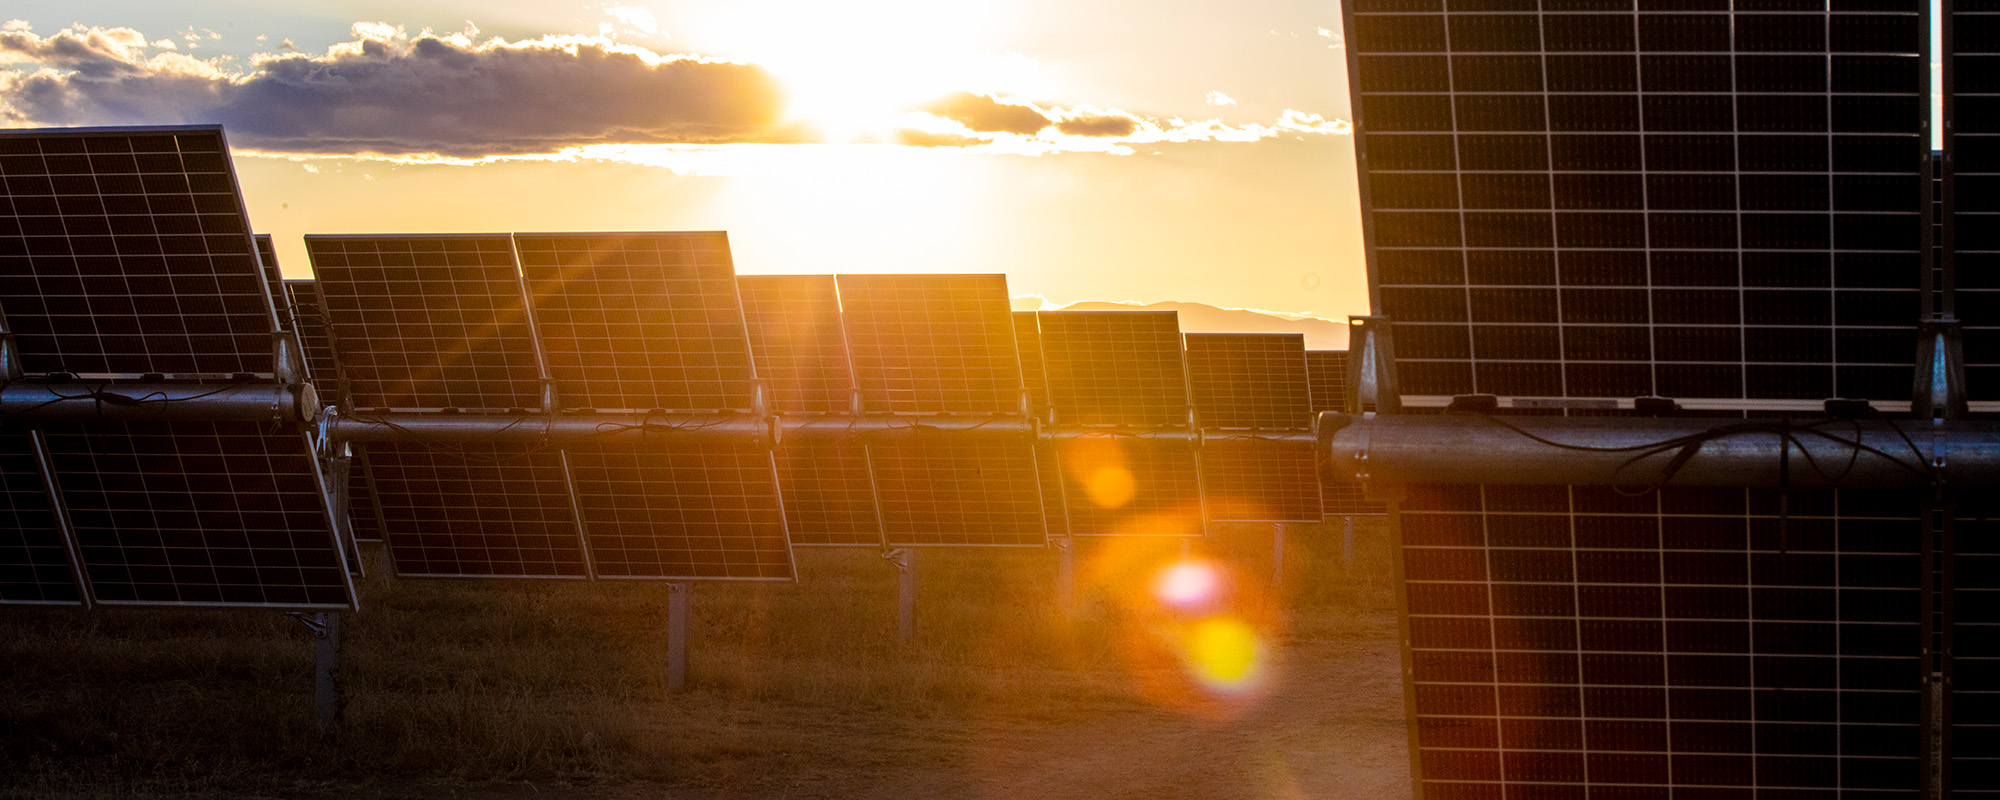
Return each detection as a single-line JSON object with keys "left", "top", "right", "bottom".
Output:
{"left": 1024, "top": 299, "right": 1351, "bottom": 350}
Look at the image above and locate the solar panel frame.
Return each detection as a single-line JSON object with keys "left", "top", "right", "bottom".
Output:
{"left": 306, "top": 234, "right": 545, "bottom": 412}
{"left": 516, "top": 232, "right": 758, "bottom": 413}
{"left": 835, "top": 274, "right": 1025, "bottom": 415}
{"left": 1183, "top": 333, "right": 1312, "bottom": 430}
{"left": 0, "top": 125, "right": 282, "bottom": 378}
{"left": 41, "top": 421, "right": 354, "bottom": 609}
{"left": 1039, "top": 311, "right": 1191, "bottom": 428}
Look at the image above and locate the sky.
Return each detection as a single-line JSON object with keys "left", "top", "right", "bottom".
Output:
{"left": 0, "top": 0, "right": 1366, "bottom": 345}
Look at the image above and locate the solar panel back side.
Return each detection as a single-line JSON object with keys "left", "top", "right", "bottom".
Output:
{"left": 1184, "top": 333, "right": 1311, "bottom": 430}
{"left": 836, "top": 274, "right": 1023, "bottom": 415}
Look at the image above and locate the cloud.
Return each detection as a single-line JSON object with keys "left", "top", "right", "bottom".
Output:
{"left": 1205, "top": 90, "right": 1235, "bottom": 106}
{"left": 1055, "top": 114, "right": 1137, "bottom": 137}
{"left": 0, "top": 22, "right": 788, "bottom": 156}
{"left": 923, "top": 92, "right": 1049, "bottom": 136}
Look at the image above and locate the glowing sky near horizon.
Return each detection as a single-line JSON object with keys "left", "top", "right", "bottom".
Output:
{"left": 0, "top": 0, "right": 1367, "bottom": 340}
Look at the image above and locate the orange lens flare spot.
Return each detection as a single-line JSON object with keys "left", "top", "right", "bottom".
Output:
{"left": 1151, "top": 559, "right": 1221, "bottom": 611}
{"left": 1085, "top": 465, "right": 1137, "bottom": 508}
{"left": 1183, "top": 616, "right": 1265, "bottom": 692}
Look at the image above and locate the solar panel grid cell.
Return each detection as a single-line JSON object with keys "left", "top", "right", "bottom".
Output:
{"left": 0, "top": 430, "right": 82, "bottom": 605}
{"left": 738, "top": 275, "right": 855, "bottom": 414}
{"left": 41, "top": 421, "right": 351, "bottom": 608}
{"left": 1399, "top": 484, "right": 1924, "bottom": 798}
{"left": 517, "top": 233, "right": 755, "bottom": 412}
{"left": 1039, "top": 311, "right": 1190, "bottom": 427}
{"left": 1355, "top": 1, "right": 1925, "bottom": 408}
{"left": 367, "top": 442, "right": 589, "bottom": 578}
{"left": 0, "top": 127, "right": 276, "bottom": 377}
{"left": 836, "top": 274, "right": 1023, "bottom": 414}
{"left": 563, "top": 444, "right": 793, "bottom": 579}
{"left": 1183, "top": 333, "right": 1311, "bottom": 429}
{"left": 306, "top": 235, "right": 543, "bottom": 411}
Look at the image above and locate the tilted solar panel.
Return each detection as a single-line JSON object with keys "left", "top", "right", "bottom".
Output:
{"left": 1040, "top": 311, "right": 1190, "bottom": 427}
{"left": 1399, "top": 485, "right": 1922, "bottom": 797}
{"left": 1014, "top": 311, "right": 1051, "bottom": 419}
{"left": 1199, "top": 439, "right": 1321, "bottom": 524}
{"left": 836, "top": 274, "right": 1024, "bottom": 414}
{"left": 0, "top": 430, "right": 82, "bottom": 605}
{"left": 1960, "top": 5, "right": 2000, "bottom": 401}
{"left": 1049, "top": 438, "right": 1204, "bottom": 537}
{"left": 366, "top": 442, "right": 589, "bottom": 579}
{"left": 1960, "top": 501, "right": 2000, "bottom": 794}
{"left": 306, "top": 235, "right": 543, "bottom": 411}
{"left": 282, "top": 279, "right": 383, "bottom": 543}
{"left": 256, "top": 234, "right": 288, "bottom": 332}
{"left": 1183, "top": 333, "right": 1311, "bottom": 430}
{"left": 563, "top": 442, "right": 793, "bottom": 580}
{"left": 771, "top": 440, "right": 881, "bottom": 547}
{"left": 517, "top": 232, "right": 756, "bottom": 412}
{"left": 869, "top": 441, "right": 1045, "bottom": 547}
{"left": 41, "top": 421, "right": 352, "bottom": 609}
{"left": 737, "top": 275, "right": 854, "bottom": 414}
{"left": 0, "top": 126, "right": 278, "bottom": 377}
{"left": 1354, "top": 0, "right": 1926, "bottom": 410}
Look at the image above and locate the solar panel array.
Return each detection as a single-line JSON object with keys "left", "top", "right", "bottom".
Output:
{"left": 1955, "top": 6, "right": 2000, "bottom": 793}
{"left": 1344, "top": 0, "right": 1938, "bottom": 795}
{"left": 0, "top": 126, "right": 352, "bottom": 610}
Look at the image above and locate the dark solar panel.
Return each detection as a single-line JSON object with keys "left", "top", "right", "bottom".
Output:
{"left": 738, "top": 275, "right": 854, "bottom": 414}
{"left": 283, "top": 280, "right": 340, "bottom": 391}
{"left": 836, "top": 274, "right": 1024, "bottom": 414}
{"left": 367, "top": 442, "right": 589, "bottom": 578}
{"left": 1183, "top": 333, "right": 1311, "bottom": 429}
{"left": 0, "top": 126, "right": 278, "bottom": 377}
{"left": 41, "top": 421, "right": 352, "bottom": 609}
{"left": 516, "top": 232, "right": 756, "bottom": 412}
{"left": 0, "top": 430, "right": 83, "bottom": 605}
{"left": 1352, "top": 0, "right": 1926, "bottom": 409}
{"left": 868, "top": 441, "right": 1045, "bottom": 547}
{"left": 1051, "top": 438, "right": 1204, "bottom": 537}
{"left": 772, "top": 442, "right": 881, "bottom": 546}
{"left": 563, "top": 443, "right": 793, "bottom": 580}
{"left": 1961, "top": 503, "right": 2000, "bottom": 794}
{"left": 1960, "top": 5, "right": 2000, "bottom": 404}
{"left": 256, "top": 234, "right": 288, "bottom": 332}
{"left": 1199, "top": 439, "right": 1321, "bottom": 524}
{"left": 1039, "top": 311, "right": 1190, "bottom": 427}
{"left": 1398, "top": 485, "right": 1923, "bottom": 797}
{"left": 306, "top": 235, "right": 543, "bottom": 411}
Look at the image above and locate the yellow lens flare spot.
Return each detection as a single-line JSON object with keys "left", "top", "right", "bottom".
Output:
{"left": 1151, "top": 559, "right": 1221, "bottom": 611}
{"left": 1085, "top": 465, "right": 1136, "bottom": 508}
{"left": 1183, "top": 616, "right": 1266, "bottom": 693}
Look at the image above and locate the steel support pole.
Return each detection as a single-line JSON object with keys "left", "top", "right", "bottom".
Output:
{"left": 1055, "top": 536, "right": 1076, "bottom": 613}
{"left": 312, "top": 612, "right": 340, "bottom": 730}
{"left": 666, "top": 583, "right": 689, "bottom": 692}
{"left": 886, "top": 548, "right": 917, "bottom": 643}
{"left": 1271, "top": 523, "right": 1286, "bottom": 587}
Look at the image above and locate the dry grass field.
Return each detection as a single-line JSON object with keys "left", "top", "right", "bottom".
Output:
{"left": 0, "top": 520, "right": 1407, "bottom": 799}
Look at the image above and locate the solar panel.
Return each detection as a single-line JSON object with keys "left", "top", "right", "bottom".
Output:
{"left": 737, "top": 275, "right": 855, "bottom": 414}
{"left": 366, "top": 442, "right": 589, "bottom": 578}
{"left": 1353, "top": 0, "right": 1926, "bottom": 410}
{"left": 1183, "top": 333, "right": 1311, "bottom": 429}
{"left": 283, "top": 279, "right": 382, "bottom": 543}
{"left": 1399, "top": 485, "right": 1923, "bottom": 797}
{"left": 1039, "top": 311, "right": 1190, "bottom": 427}
{"left": 563, "top": 443, "right": 793, "bottom": 580}
{"left": 306, "top": 235, "right": 543, "bottom": 411}
{"left": 1014, "top": 311, "right": 1051, "bottom": 419}
{"left": 1960, "top": 5, "right": 2000, "bottom": 401}
{"left": 516, "top": 232, "right": 756, "bottom": 412}
{"left": 868, "top": 441, "right": 1045, "bottom": 547}
{"left": 256, "top": 234, "right": 288, "bottom": 332}
{"left": 41, "top": 421, "right": 352, "bottom": 608}
{"left": 1050, "top": 438, "right": 1204, "bottom": 537}
{"left": 1961, "top": 500, "right": 2000, "bottom": 794}
{"left": 0, "top": 126, "right": 279, "bottom": 377}
{"left": 772, "top": 441, "right": 882, "bottom": 546}
{"left": 1307, "top": 351, "right": 1389, "bottom": 517}
{"left": 0, "top": 430, "right": 83, "bottom": 605}
{"left": 835, "top": 274, "right": 1024, "bottom": 414}
{"left": 1199, "top": 439, "right": 1321, "bottom": 524}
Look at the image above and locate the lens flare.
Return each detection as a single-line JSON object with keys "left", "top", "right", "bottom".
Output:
{"left": 1151, "top": 559, "right": 1221, "bottom": 611}
{"left": 1183, "top": 616, "right": 1266, "bottom": 693}
{"left": 1086, "top": 465, "right": 1137, "bottom": 508}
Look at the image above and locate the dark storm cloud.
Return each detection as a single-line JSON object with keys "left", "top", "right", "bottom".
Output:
{"left": 1055, "top": 114, "right": 1138, "bottom": 137}
{"left": 0, "top": 26, "right": 791, "bottom": 156}
{"left": 922, "top": 92, "right": 1051, "bottom": 136}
